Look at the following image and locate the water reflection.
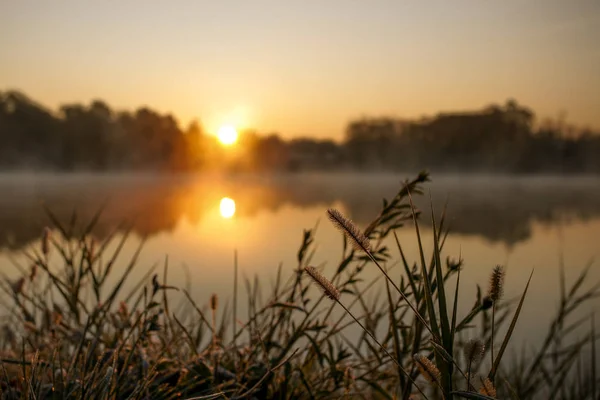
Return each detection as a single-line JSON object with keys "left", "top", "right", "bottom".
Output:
{"left": 1, "top": 173, "right": 600, "bottom": 250}
{"left": 219, "top": 197, "right": 236, "bottom": 219}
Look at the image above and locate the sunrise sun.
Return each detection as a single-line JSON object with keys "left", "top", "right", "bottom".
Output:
{"left": 217, "top": 125, "right": 238, "bottom": 146}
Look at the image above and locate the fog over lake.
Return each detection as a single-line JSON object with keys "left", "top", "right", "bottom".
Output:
{"left": 1, "top": 172, "right": 599, "bottom": 350}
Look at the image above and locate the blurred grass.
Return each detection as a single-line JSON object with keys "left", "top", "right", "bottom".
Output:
{"left": 0, "top": 171, "right": 598, "bottom": 399}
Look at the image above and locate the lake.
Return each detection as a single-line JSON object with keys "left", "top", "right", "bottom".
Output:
{"left": 1, "top": 172, "right": 599, "bottom": 354}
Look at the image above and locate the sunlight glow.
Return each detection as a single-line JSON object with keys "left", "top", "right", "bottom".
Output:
{"left": 217, "top": 125, "right": 238, "bottom": 146}
{"left": 219, "top": 197, "right": 236, "bottom": 218}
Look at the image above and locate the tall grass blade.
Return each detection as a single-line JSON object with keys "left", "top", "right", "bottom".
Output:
{"left": 393, "top": 231, "right": 419, "bottom": 304}
{"left": 406, "top": 188, "right": 441, "bottom": 342}
{"left": 430, "top": 195, "right": 452, "bottom": 365}
{"left": 451, "top": 265, "right": 461, "bottom": 338}
{"left": 384, "top": 275, "right": 406, "bottom": 390}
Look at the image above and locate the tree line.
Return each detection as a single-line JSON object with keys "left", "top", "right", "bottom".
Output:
{"left": 1, "top": 90, "right": 599, "bottom": 173}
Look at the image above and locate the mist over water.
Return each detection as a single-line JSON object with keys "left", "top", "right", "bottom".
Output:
{"left": 1, "top": 172, "right": 599, "bottom": 249}
{"left": 1, "top": 172, "right": 599, "bottom": 351}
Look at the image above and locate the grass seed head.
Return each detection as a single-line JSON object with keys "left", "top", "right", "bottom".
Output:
{"left": 464, "top": 338, "right": 485, "bottom": 364}
{"left": 210, "top": 293, "right": 218, "bottom": 311}
{"left": 488, "top": 265, "right": 505, "bottom": 302}
{"left": 326, "top": 208, "right": 371, "bottom": 252}
{"left": 479, "top": 377, "right": 497, "bottom": 397}
{"left": 413, "top": 354, "right": 441, "bottom": 385}
{"left": 304, "top": 266, "right": 340, "bottom": 301}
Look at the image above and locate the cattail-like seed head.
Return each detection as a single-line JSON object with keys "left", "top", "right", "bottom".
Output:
{"left": 488, "top": 265, "right": 505, "bottom": 302}
{"left": 304, "top": 266, "right": 340, "bottom": 301}
{"left": 326, "top": 208, "right": 371, "bottom": 252}
{"left": 42, "top": 227, "right": 51, "bottom": 256}
{"left": 464, "top": 338, "right": 485, "bottom": 365}
{"left": 413, "top": 354, "right": 441, "bottom": 385}
{"left": 210, "top": 293, "right": 218, "bottom": 310}
{"left": 479, "top": 377, "right": 497, "bottom": 397}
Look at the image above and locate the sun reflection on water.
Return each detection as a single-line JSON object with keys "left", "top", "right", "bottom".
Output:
{"left": 219, "top": 197, "right": 236, "bottom": 219}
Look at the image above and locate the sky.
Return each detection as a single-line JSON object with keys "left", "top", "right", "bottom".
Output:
{"left": 1, "top": 1, "right": 599, "bottom": 139}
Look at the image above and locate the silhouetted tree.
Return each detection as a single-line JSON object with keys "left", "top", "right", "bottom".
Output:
{"left": 0, "top": 90, "right": 598, "bottom": 174}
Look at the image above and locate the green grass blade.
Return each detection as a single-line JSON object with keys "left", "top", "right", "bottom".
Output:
{"left": 407, "top": 187, "right": 448, "bottom": 396}
{"left": 406, "top": 188, "right": 440, "bottom": 342}
{"left": 430, "top": 195, "right": 453, "bottom": 396}
{"left": 430, "top": 194, "right": 452, "bottom": 348}
{"left": 393, "top": 231, "right": 419, "bottom": 304}
{"left": 451, "top": 266, "right": 461, "bottom": 338}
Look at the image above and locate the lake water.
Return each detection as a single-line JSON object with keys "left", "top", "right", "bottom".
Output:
{"left": 1, "top": 172, "right": 599, "bottom": 354}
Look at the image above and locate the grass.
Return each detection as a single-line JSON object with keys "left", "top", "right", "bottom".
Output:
{"left": 0, "top": 171, "right": 598, "bottom": 399}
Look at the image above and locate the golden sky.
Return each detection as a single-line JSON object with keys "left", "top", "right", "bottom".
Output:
{"left": 1, "top": 1, "right": 599, "bottom": 139}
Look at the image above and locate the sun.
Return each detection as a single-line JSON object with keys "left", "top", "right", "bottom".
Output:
{"left": 219, "top": 197, "right": 236, "bottom": 218}
{"left": 217, "top": 125, "right": 238, "bottom": 146}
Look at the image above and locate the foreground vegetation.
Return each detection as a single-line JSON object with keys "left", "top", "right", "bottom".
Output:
{"left": 0, "top": 172, "right": 598, "bottom": 399}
